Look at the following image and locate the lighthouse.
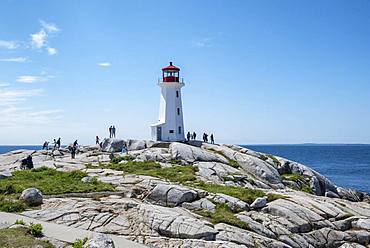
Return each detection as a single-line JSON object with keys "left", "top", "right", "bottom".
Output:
{"left": 151, "top": 62, "right": 185, "bottom": 141}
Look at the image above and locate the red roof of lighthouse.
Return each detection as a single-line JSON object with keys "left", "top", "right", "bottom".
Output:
{"left": 162, "top": 62, "right": 180, "bottom": 71}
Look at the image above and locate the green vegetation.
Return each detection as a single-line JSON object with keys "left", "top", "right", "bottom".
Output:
{"left": 0, "top": 167, "right": 114, "bottom": 212}
{"left": 104, "top": 160, "right": 197, "bottom": 184}
{"left": 0, "top": 167, "right": 114, "bottom": 196}
{"left": 268, "top": 155, "right": 281, "bottom": 166}
{"left": 281, "top": 173, "right": 313, "bottom": 194}
{"left": 29, "top": 223, "right": 43, "bottom": 237}
{"left": 186, "top": 181, "right": 285, "bottom": 204}
{"left": 73, "top": 237, "right": 88, "bottom": 248}
{"left": 14, "top": 219, "right": 26, "bottom": 225}
{"left": 194, "top": 203, "right": 249, "bottom": 229}
{"left": 0, "top": 227, "right": 54, "bottom": 248}
{"left": 0, "top": 196, "right": 26, "bottom": 212}
{"left": 258, "top": 154, "right": 269, "bottom": 161}
{"left": 111, "top": 155, "right": 134, "bottom": 163}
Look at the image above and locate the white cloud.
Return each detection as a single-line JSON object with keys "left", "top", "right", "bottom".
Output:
{"left": 31, "top": 29, "right": 47, "bottom": 49}
{"left": 0, "top": 106, "right": 63, "bottom": 126}
{"left": 0, "top": 83, "right": 10, "bottom": 87}
{"left": 47, "top": 47, "right": 57, "bottom": 55}
{"left": 0, "top": 40, "right": 19, "bottom": 49}
{"left": 98, "top": 62, "right": 111, "bottom": 67}
{"left": 30, "top": 20, "right": 60, "bottom": 55}
{"left": 40, "top": 20, "right": 60, "bottom": 33}
{"left": 0, "top": 57, "right": 28, "bottom": 63}
{"left": 16, "top": 75, "right": 49, "bottom": 84}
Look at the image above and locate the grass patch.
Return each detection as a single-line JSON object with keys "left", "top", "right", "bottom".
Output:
{"left": 194, "top": 203, "right": 249, "bottom": 229}
{"left": 187, "top": 181, "right": 265, "bottom": 204}
{"left": 268, "top": 155, "right": 281, "bottom": 166}
{"left": 0, "top": 167, "right": 114, "bottom": 196}
{"left": 111, "top": 155, "right": 134, "bottom": 164}
{"left": 0, "top": 196, "right": 26, "bottom": 212}
{"left": 0, "top": 227, "right": 54, "bottom": 248}
{"left": 104, "top": 160, "right": 197, "bottom": 184}
{"left": 281, "top": 173, "right": 313, "bottom": 194}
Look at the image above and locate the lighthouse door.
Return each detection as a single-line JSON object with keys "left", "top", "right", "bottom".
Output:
{"left": 156, "top": 127, "right": 162, "bottom": 141}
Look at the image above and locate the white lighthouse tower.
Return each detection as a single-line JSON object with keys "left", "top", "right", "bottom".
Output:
{"left": 151, "top": 62, "right": 185, "bottom": 141}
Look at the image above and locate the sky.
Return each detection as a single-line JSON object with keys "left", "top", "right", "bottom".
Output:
{"left": 0, "top": 0, "right": 369, "bottom": 145}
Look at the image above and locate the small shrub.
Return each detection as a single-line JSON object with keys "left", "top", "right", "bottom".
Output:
{"left": 29, "top": 223, "right": 43, "bottom": 237}
{"left": 73, "top": 237, "right": 88, "bottom": 248}
{"left": 281, "top": 173, "right": 305, "bottom": 181}
{"left": 194, "top": 203, "right": 249, "bottom": 229}
{"left": 14, "top": 219, "right": 26, "bottom": 225}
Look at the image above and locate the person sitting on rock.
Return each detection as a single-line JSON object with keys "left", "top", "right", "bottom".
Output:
{"left": 187, "top": 132, "right": 191, "bottom": 142}
{"left": 20, "top": 155, "right": 34, "bottom": 170}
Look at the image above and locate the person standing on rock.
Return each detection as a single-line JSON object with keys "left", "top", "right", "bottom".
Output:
{"left": 109, "top": 126, "right": 113, "bottom": 138}
{"left": 187, "top": 132, "right": 191, "bottom": 142}
{"left": 112, "top": 126, "right": 116, "bottom": 138}
{"left": 210, "top": 134, "right": 214, "bottom": 144}
{"left": 193, "top": 132, "right": 196, "bottom": 140}
{"left": 56, "top": 138, "right": 61, "bottom": 149}
{"left": 73, "top": 140, "right": 78, "bottom": 147}
{"left": 71, "top": 146, "right": 77, "bottom": 159}
{"left": 42, "top": 141, "right": 49, "bottom": 150}
{"left": 96, "top": 136, "right": 100, "bottom": 145}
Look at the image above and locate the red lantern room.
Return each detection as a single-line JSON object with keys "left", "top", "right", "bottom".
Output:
{"left": 162, "top": 62, "right": 180, "bottom": 82}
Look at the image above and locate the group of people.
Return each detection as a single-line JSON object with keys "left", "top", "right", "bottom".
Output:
{"left": 186, "top": 131, "right": 197, "bottom": 141}
{"left": 69, "top": 140, "right": 79, "bottom": 159}
{"left": 202, "top": 133, "right": 215, "bottom": 144}
{"left": 186, "top": 131, "right": 215, "bottom": 144}
{"left": 42, "top": 137, "right": 61, "bottom": 151}
{"left": 109, "top": 126, "right": 116, "bottom": 138}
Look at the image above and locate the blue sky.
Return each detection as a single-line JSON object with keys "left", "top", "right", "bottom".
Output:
{"left": 0, "top": 0, "right": 369, "bottom": 145}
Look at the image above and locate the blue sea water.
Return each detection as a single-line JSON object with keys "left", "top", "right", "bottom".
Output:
{"left": 244, "top": 144, "right": 370, "bottom": 193}
{"left": 1, "top": 144, "right": 370, "bottom": 193}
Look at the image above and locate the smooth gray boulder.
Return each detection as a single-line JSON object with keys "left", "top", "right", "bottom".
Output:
{"left": 325, "top": 191, "right": 340, "bottom": 198}
{"left": 250, "top": 197, "right": 267, "bottom": 209}
{"left": 146, "top": 184, "right": 198, "bottom": 207}
{"left": 102, "top": 138, "right": 125, "bottom": 152}
{"left": 20, "top": 188, "right": 43, "bottom": 206}
{"left": 337, "top": 187, "right": 364, "bottom": 202}
{"left": 83, "top": 233, "right": 115, "bottom": 248}
{"left": 353, "top": 219, "right": 370, "bottom": 230}
{"left": 81, "top": 176, "right": 94, "bottom": 183}
{"left": 182, "top": 198, "right": 216, "bottom": 212}
{"left": 126, "top": 139, "right": 154, "bottom": 151}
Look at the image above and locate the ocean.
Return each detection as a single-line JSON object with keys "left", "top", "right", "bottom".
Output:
{"left": 245, "top": 144, "right": 370, "bottom": 193}
{"left": 1, "top": 144, "right": 369, "bottom": 193}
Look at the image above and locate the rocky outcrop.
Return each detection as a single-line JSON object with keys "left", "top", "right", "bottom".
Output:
{"left": 84, "top": 233, "right": 115, "bottom": 248}
{"left": 102, "top": 138, "right": 125, "bottom": 152}
{"left": 2, "top": 141, "right": 370, "bottom": 248}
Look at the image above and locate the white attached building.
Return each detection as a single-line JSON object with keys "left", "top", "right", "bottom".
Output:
{"left": 151, "top": 62, "right": 185, "bottom": 141}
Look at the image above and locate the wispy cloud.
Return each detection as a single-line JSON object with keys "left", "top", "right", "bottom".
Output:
{"left": 192, "top": 37, "right": 214, "bottom": 48}
{"left": 0, "top": 106, "right": 63, "bottom": 126}
{"left": 0, "top": 57, "right": 28, "bottom": 63}
{"left": 0, "top": 82, "right": 10, "bottom": 87}
{"left": 16, "top": 75, "right": 50, "bottom": 84}
{"left": 0, "top": 88, "right": 43, "bottom": 106}
{"left": 98, "top": 62, "right": 111, "bottom": 67}
{"left": 40, "top": 20, "right": 60, "bottom": 33}
{"left": 30, "top": 20, "right": 60, "bottom": 55}
{"left": 0, "top": 40, "right": 19, "bottom": 49}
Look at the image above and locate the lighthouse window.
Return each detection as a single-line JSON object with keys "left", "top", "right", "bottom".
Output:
{"left": 178, "top": 126, "right": 182, "bottom": 134}
{"left": 176, "top": 91, "right": 179, "bottom": 97}
{"left": 177, "top": 108, "right": 180, "bottom": 115}
{"left": 169, "top": 130, "right": 174, "bottom": 133}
